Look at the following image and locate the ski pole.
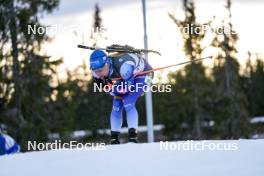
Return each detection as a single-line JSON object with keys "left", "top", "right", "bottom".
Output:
{"left": 106, "top": 56, "right": 212, "bottom": 91}
{"left": 114, "top": 55, "right": 213, "bottom": 81}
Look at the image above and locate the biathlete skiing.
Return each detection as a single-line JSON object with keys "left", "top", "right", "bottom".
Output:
{"left": 78, "top": 44, "right": 212, "bottom": 144}
{"left": 88, "top": 46, "right": 154, "bottom": 144}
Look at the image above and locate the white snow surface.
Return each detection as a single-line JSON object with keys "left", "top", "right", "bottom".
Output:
{"left": 1, "top": 139, "right": 264, "bottom": 176}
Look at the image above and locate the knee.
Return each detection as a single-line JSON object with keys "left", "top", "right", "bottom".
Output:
{"left": 124, "top": 103, "right": 135, "bottom": 112}
{"left": 111, "top": 104, "right": 123, "bottom": 117}
{"left": 112, "top": 98, "right": 123, "bottom": 112}
{"left": 112, "top": 104, "right": 122, "bottom": 112}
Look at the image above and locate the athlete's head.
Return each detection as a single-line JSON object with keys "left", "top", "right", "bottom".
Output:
{"left": 89, "top": 49, "right": 110, "bottom": 78}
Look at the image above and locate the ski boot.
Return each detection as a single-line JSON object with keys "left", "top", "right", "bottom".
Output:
{"left": 110, "top": 131, "right": 120, "bottom": 145}
{"left": 128, "top": 128, "right": 138, "bottom": 143}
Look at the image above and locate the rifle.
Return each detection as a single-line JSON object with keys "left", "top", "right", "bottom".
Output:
{"left": 77, "top": 44, "right": 161, "bottom": 56}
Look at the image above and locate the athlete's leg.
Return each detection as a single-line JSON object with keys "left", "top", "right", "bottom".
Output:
{"left": 123, "top": 77, "right": 147, "bottom": 129}
{"left": 110, "top": 97, "right": 123, "bottom": 132}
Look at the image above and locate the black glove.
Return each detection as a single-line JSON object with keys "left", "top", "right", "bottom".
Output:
{"left": 93, "top": 77, "right": 112, "bottom": 87}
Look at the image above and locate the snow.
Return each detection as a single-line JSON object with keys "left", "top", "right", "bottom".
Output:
{"left": 1, "top": 139, "right": 264, "bottom": 176}
{"left": 250, "top": 116, "right": 264, "bottom": 124}
{"left": 113, "top": 124, "right": 164, "bottom": 134}
{"left": 49, "top": 124, "right": 165, "bottom": 140}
